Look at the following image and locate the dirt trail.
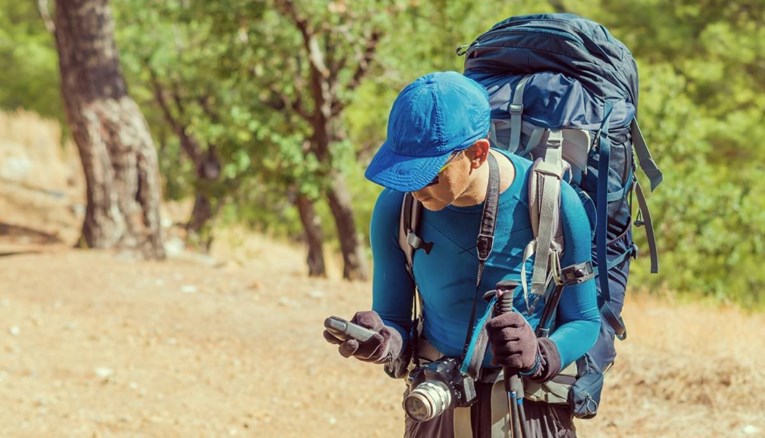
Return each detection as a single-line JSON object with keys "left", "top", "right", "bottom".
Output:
{"left": 0, "top": 235, "right": 763, "bottom": 438}
{"left": 1, "top": 111, "right": 763, "bottom": 437}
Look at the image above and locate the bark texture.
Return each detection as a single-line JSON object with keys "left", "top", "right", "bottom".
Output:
{"left": 54, "top": 0, "right": 165, "bottom": 258}
{"left": 295, "top": 194, "right": 326, "bottom": 277}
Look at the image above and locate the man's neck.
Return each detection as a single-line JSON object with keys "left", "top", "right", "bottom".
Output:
{"left": 451, "top": 150, "right": 514, "bottom": 207}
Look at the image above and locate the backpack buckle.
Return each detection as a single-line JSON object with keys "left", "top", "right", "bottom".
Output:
{"left": 476, "top": 233, "right": 494, "bottom": 261}
{"left": 546, "top": 130, "right": 563, "bottom": 149}
{"left": 508, "top": 103, "right": 523, "bottom": 114}
{"left": 407, "top": 231, "right": 433, "bottom": 254}
{"left": 534, "top": 161, "right": 564, "bottom": 179}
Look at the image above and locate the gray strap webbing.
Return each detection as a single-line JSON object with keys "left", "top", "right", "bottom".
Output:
{"left": 530, "top": 130, "right": 564, "bottom": 296}
{"left": 395, "top": 193, "right": 425, "bottom": 373}
{"left": 631, "top": 119, "right": 663, "bottom": 191}
{"left": 398, "top": 193, "right": 423, "bottom": 276}
{"left": 521, "top": 126, "right": 545, "bottom": 157}
{"left": 489, "top": 121, "right": 498, "bottom": 149}
{"left": 508, "top": 76, "right": 531, "bottom": 152}
{"left": 635, "top": 180, "right": 659, "bottom": 273}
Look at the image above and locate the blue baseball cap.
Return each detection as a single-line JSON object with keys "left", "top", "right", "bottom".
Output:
{"left": 365, "top": 71, "right": 491, "bottom": 192}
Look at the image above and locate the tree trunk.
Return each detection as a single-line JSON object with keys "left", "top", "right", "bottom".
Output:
{"left": 295, "top": 194, "right": 326, "bottom": 277}
{"left": 326, "top": 174, "right": 368, "bottom": 281}
{"left": 185, "top": 149, "right": 222, "bottom": 252}
{"left": 54, "top": 0, "right": 165, "bottom": 258}
{"left": 186, "top": 193, "right": 216, "bottom": 252}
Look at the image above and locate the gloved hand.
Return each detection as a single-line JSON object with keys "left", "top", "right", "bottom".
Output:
{"left": 486, "top": 312, "right": 562, "bottom": 382}
{"left": 323, "top": 311, "right": 403, "bottom": 364}
{"left": 486, "top": 311, "right": 539, "bottom": 373}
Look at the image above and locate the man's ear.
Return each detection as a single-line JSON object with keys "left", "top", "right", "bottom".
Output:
{"left": 468, "top": 139, "right": 491, "bottom": 169}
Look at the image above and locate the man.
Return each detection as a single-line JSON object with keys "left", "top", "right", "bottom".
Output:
{"left": 324, "top": 71, "right": 600, "bottom": 437}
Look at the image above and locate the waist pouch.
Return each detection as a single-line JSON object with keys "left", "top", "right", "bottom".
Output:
{"left": 522, "top": 353, "right": 607, "bottom": 420}
{"left": 523, "top": 362, "right": 578, "bottom": 404}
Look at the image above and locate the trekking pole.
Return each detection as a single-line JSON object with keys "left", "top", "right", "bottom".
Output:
{"left": 495, "top": 281, "right": 530, "bottom": 438}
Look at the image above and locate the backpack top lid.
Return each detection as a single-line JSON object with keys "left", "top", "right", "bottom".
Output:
{"left": 463, "top": 13, "right": 639, "bottom": 108}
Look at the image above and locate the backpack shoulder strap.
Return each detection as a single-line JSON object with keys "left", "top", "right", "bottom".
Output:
{"left": 398, "top": 193, "right": 429, "bottom": 277}
{"left": 527, "top": 130, "right": 567, "bottom": 298}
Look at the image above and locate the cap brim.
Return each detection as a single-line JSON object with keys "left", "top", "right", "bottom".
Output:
{"left": 364, "top": 140, "right": 454, "bottom": 192}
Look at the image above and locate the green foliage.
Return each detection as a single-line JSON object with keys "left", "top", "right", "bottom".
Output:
{"left": 0, "top": 1, "right": 62, "bottom": 121}
{"left": 2, "top": 0, "right": 764, "bottom": 306}
{"left": 589, "top": 1, "right": 765, "bottom": 306}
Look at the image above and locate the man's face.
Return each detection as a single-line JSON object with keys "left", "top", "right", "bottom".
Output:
{"left": 411, "top": 150, "right": 471, "bottom": 211}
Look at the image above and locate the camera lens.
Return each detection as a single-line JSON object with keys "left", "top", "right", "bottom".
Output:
{"left": 403, "top": 380, "right": 453, "bottom": 422}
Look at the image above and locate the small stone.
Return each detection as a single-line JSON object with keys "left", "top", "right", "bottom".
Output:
{"left": 95, "top": 367, "right": 114, "bottom": 379}
{"left": 180, "top": 285, "right": 197, "bottom": 294}
{"left": 8, "top": 326, "right": 20, "bottom": 336}
{"left": 164, "top": 238, "right": 185, "bottom": 257}
{"left": 743, "top": 425, "right": 760, "bottom": 435}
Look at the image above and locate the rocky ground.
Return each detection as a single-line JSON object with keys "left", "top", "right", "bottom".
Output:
{"left": 1, "top": 111, "right": 763, "bottom": 437}
{"left": 0, "top": 229, "right": 763, "bottom": 437}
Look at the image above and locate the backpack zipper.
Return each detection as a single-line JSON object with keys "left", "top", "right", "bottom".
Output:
{"left": 479, "top": 24, "right": 586, "bottom": 48}
{"left": 464, "top": 26, "right": 586, "bottom": 61}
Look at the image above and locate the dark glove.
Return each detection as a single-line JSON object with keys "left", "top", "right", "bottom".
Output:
{"left": 323, "top": 311, "right": 403, "bottom": 364}
{"left": 486, "top": 312, "right": 561, "bottom": 382}
{"left": 486, "top": 312, "right": 538, "bottom": 372}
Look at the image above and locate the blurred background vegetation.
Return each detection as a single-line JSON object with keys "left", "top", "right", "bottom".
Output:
{"left": 1, "top": 0, "right": 763, "bottom": 307}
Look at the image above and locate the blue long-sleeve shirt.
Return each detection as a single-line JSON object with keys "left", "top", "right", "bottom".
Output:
{"left": 369, "top": 151, "right": 600, "bottom": 369}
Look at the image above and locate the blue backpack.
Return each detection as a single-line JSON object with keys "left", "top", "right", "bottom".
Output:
{"left": 398, "top": 13, "right": 663, "bottom": 418}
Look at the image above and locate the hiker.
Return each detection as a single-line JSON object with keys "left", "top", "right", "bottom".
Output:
{"left": 323, "top": 71, "right": 600, "bottom": 437}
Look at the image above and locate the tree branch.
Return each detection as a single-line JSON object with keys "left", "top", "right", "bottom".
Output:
{"left": 197, "top": 93, "right": 222, "bottom": 124}
{"left": 331, "top": 27, "right": 382, "bottom": 117}
{"left": 275, "top": 0, "right": 331, "bottom": 125}
{"left": 548, "top": 0, "right": 568, "bottom": 13}
{"left": 147, "top": 66, "right": 202, "bottom": 165}
{"left": 274, "top": 0, "right": 329, "bottom": 78}
{"left": 37, "top": 0, "right": 55, "bottom": 34}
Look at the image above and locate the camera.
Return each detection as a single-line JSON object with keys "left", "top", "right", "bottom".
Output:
{"left": 403, "top": 357, "right": 477, "bottom": 422}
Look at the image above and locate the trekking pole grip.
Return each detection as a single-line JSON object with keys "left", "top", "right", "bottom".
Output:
{"left": 494, "top": 281, "right": 528, "bottom": 438}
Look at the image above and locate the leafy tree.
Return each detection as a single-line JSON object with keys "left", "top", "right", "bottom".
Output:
{"left": 591, "top": 0, "right": 765, "bottom": 305}
{"left": 3, "top": 0, "right": 764, "bottom": 304}
{"left": 186, "top": 0, "right": 423, "bottom": 280}
{"left": 113, "top": 1, "right": 270, "bottom": 252}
